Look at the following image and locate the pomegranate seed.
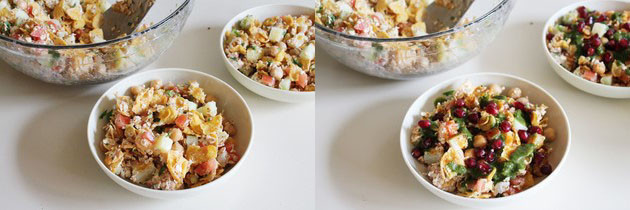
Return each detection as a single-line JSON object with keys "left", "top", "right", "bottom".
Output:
{"left": 597, "top": 15, "right": 606, "bottom": 22}
{"left": 528, "top": 126, "right": 543, "bottom": 135}
{"left": 475, "top": 148, "right": 487, "bottom": 159}
{"left": 431, "top": 113, "right": 445, "bottom": 121}
{"left": 518, "top": 130, "right": 529, "bottom": 142}
{"left": 487, "top": 101, "right": 497, "bottom": 108}
{"left": 540, "top": 163, "right": 553, "bottom": 175}
{"left": 418, "top": 120, "right": 431, "bottom": 128}
{"left": 618, "top": 38, "right": 629, "bottom": 50}
{"left": 499, "top": 121, "right": 512, "bottom": 132}
{"left": 576, "top": 21, "right": 585, "bottom": 33}
{"left": 492, "top": 139, "right": 503, "bottom": 150}
{"left": 577, "top": 6, "right": 587, "bottom": 18}
{"left": 586, "top": 47, "right": 595, "bottom": 56}
{"left": 454, "top": 108, "right": 466, "bottom": 118}
{"left": 513, "top": 101, "right": 525, "bottom": 110}
{"left": 546, "top": 33, "right": 554, "bottom": 41}
{"left": 411, "top": 148, "right": 422, "bottom": 159}
{"left": 477, "top": 160, "right": 492, "bottom": 174}
{"left": 607, "top": 39, "right": 617, "bottom": 50}
{"left": 422, "top": 138, "right": 433, "bottom": 149}
{"left": 624, "top": 23, "right": 630, "bottom": 31}
{"left": 603, "top": 52, "right": 613, "bottom": 63}
{"left": 467, "top": 112, "right": 480, "bottom": 124}
{"left": 590, "top": 35, "right": 601, "bottom": 47}
{"left": 485, "top": 150, "right": 496, "bottom": 162}
{"left": 606, "top": 28, "right": 615, "bottom": 38}
{"left": 465, "top": 158, "right": 477, "bottom": 168}
{"left": 455, "top": 98, "right": 465, "bottom": 107}
{"left": 486, "top": 102, "right": 498, "bottom": 115}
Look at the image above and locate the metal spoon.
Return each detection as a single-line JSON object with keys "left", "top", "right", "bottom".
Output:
{"left": 101, "top": 0, "right": 155, "bottom": 40}
{"left": 423, "top": 0, "right": 475, "bottom": 34}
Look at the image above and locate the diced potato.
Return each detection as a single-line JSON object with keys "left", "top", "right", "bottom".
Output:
{"left": 592, "top": 23, "right": 608, "bottom": 38}
{"left": 154, "top": 134, "right": 174, "bottom": 154}
{"left": 197, "top": 101, "right": 217, "bottom": 118}
{"left": 279, "top": 78, "right": 291, "bottom": 90}
{"left": 527, "top": 133, "right": 546, "bottom": 149}
{"left": 269, "top": 27, "right": 285, "bottom": 42}
{"left": 246, "top": 46, "right": 262, "bottom": 62}
{"left": 300, "top": 43, "right": 315, "bottom": 61}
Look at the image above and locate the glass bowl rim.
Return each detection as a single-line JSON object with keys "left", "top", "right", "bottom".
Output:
{"left": 0, "top": 0, "right": 191, "bottom": 50}
{"left": 315, "top": 0, "right": 509, "bottom": 43}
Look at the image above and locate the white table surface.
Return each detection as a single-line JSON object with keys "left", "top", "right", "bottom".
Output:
{"left": 316, "top": 0, "right": 630, "bottom": 209}
{"left": 0, "top": 1, "right": 314, "bottom": 209}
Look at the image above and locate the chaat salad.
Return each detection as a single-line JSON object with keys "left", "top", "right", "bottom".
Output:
{"left": 0, "top": 0, "right": 155, "bottom": 83}
{"left": 410, "top": 83, "right": 556, "bottom": 198}
{"left": 224, "top": 14, "right": 315, "bottom": 92}
{"left": 546, "top": 6, "right": 630, "bottom": 86}
{"left": 315, "top": 0, "right": 471, "bottom": 75}
{"left": 99, "top": 80, "right": 239, "bottom": 190}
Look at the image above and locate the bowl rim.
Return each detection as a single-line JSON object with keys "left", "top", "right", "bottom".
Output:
{"left": 542, "top": 0, "right": 630, "bottom": 91}
{"left": 314, "top": 0, "right": 510, "bottom": 42}
{"left": 399, "top": 72, "right": 571, "bottom": 203}
{"left": 0, "top": 0, "right": 192, "bottom": 50}
{"left": 86, "top": 67, "right": 254, "bottom": 194}
{"left": 219, "top": 3, "right": 315, "bottom": 96}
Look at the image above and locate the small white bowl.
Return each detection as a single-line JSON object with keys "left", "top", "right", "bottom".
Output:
{"left": 542, "top": 0, "right": 630, "bottom": 98}
{"left": 399, "top": 73, "right": 571, "bottom": 208}
{"left": 87, "top": 68, "right": 254, "bottom": 199}
{"left": 219, "top": 4, "right": 315, "bottom": 103}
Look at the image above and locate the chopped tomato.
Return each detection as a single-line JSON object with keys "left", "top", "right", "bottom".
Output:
{"left": 194, "top": 159, "right": 218, "bottom": 176}
{"left": 30, "top": 26, "right": 46, "bottom": 41}
{"left": 260, "top": 75, "right": 275, "bottom": 87}
{"left": 52, "top": 65, "right": 62, "bottom": 73}
{"left": 297, "top": 72, "right": 308, "bottom": 88}
{"left": 114, "top": 114, "right": 131, "bottom": 129}
{"left": 582, "top": 70, "right": 598, "bottom": 82}
{"left": 27, "top": 6, "right": 33, "bottom": 17}
{"left": 353, "top": 18, "right": 369, "bottom": 33}
{"left": 350, "top": 0, "right": 356, "bottom": 8}
{"left": 141, "top": 131, "right": 155, "bottom": 143}
{"left": 175, "top": 115, "right": 189, "bottom": 129}
{"left": 225, "top": 141, "right": 234, "bottom": 152}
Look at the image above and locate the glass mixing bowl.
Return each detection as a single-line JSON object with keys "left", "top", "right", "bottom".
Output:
{"left": 0, "top": 0, "right": 194, "bottom": 85}
{"left": 316, "top": 0, "right": 515, "bottom": 80}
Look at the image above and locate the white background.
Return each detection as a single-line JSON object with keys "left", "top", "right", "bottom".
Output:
{"left": 316, "top": 0, "right": 630, "bottom": 209}
{"left": 0, "top": 0, "right": 314, "bottom": 209}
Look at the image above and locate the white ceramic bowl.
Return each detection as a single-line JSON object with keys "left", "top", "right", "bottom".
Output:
{"left": 400, "top": 73, "right": 571, "bottom": 208}
{"left": 542, "top": 0, "right": 630, "bottom": 98}
{"left": 87, "top": 68, "right": 254, "bottom": 199}
{"left": 219, "top": 4, "right": 315, "bottom": 103}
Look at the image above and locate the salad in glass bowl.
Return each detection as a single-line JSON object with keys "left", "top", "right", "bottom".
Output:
{"left": 315, "top": 0, "right": 514, "bottom": 79}
{"left": 409, "top": 83, "right": 556, "bottom": 198}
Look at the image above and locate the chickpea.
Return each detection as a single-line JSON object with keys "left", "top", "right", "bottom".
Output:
{"left": 488, "top": 84, "right": 503, "bottom": 95}
{"left": 150, "top": 79, "right": 163, "bottom": 89}
{"left": 544, "top": 128, "right": 556, "bottom": 141}
{"left": 169, "top": 128, "right": 183, "bottom": 142}
{"left": 130, "top": 85, "right": 142, "bottom": 96}
{"left": 507, "top": 87, "right": 522, "bottom": 99}
{"left": 473, "top": 135, "right": 487, "bottom": 148}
